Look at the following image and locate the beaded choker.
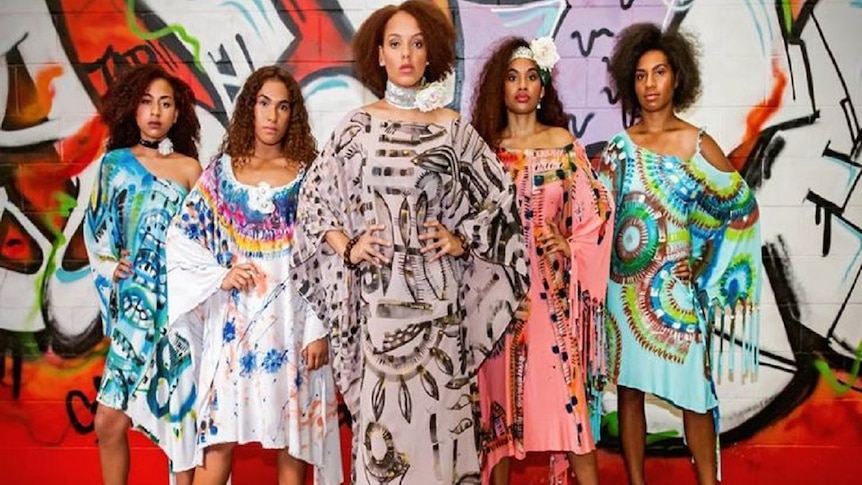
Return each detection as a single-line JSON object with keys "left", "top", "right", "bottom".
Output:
{"left": 384, "top": 81, "right": 419, "bottom": 110}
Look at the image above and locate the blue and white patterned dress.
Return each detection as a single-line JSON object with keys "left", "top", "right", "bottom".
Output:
{"left": 84, "top": 147, "right": 198, "bottom": 471}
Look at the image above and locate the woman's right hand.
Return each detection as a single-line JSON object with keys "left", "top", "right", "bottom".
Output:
{"left": 220, "top": 262, "right": 261, "bottom": 292}
{"left": 112, "top": 250, "right": 133, "bottom": 282}
{"left": 347, "top": 224, "right": 391, "bottom": 266}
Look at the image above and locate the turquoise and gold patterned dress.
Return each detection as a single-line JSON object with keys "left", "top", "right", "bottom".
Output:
{"left": 599, "top": 130, "right": 762, "bottom": 414}
{"left": 83, "top": 147, "right": 197, "bottom": 471}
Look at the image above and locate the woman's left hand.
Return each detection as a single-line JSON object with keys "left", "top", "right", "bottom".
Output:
{"left": 537, "top": 224, "right": 571, "bottom": 258}
{"left": 673, "top": 260, "right": 692, "bottom": 282}
{"left": 302, "top": 337, "right": 330, "bottom": 371}
{"left": 419, "top": 220, "right": 466, "bottom": 262}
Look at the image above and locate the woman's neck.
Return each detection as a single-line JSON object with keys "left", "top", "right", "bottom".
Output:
{"left": 504, "top": 112, "right": 540, "bottom": 139}
{"left": 252, "top": 141, "right": 284, "bottom": 162}
{"left": 637, "top": 108, "right": 679, "bottom": 133}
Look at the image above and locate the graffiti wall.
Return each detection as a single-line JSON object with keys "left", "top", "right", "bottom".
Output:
{"left": 0, "top": 0, "right": 859, "bottom": 483}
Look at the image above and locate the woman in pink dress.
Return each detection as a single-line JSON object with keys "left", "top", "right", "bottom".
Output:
{"left": 472, "top": 37, "right": 615, "bottom": 485}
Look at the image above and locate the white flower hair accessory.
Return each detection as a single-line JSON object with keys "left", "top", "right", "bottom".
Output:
{"left": 510, "top": 36, "right": 560, "bottom": 84}
{"left": 415, "top": 80, "right": 447, "bottom": 112}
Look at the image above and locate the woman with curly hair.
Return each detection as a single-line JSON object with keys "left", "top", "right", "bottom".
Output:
{"left": 83, "top": 63, "right": 202, "bottom": 485}
{"left": 165, "top": 66, "right": 342, "bottom": 485}
{"left": 291, "top": 2, "right": 527, "bottom": 484}
{"left": 472, "top": 37, "right": 614, "bottom": 485}
{"left": 599, "top": 23, "right": 762, "bottom": 485}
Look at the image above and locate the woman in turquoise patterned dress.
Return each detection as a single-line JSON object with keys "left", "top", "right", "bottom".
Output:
{"left": 600, "top": 23, "right": 762, "bottom": 485}
{"left": 166, "top": 66, "right": 341, "bottom": 485}
{"left": 84, "top": 64, "right": 202, "bottom": 485}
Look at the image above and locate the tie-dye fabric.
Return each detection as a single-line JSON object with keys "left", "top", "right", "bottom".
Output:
{"left": 477, "top": 143, "right": 614, "bottom": 484}
{"left": 598, "top": 130, "right": 762, "bottom": 414}
{"left": 83, "top": 147, "right": 197, "bottom": 471}
{"left": 166, "top": 155, "right": 342, "bottom": 484}
{"left": 291, "top": 110, "right": 528, "bottom": 485}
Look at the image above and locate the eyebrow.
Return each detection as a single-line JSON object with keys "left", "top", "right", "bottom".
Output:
{"left": 508, "top": 66, "right": 540, "bottom": 74}
{"left": 636, "top": 63, "right": 670, "bottom": 71}
{"left": 385, "top": 32, "right": 424, "bottom": 40}
{"left": 142, "top": 93, "right": 174, "bottom": 101}
{"left": 258, "top": 94, "right": 291, "bottom": 104}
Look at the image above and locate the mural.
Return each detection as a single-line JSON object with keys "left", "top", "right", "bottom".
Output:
{"left": 0, "top": 0, "right": 859, "bottom": 483}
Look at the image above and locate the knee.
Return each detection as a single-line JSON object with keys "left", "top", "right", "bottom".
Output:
{"left": 619, "top": 386, "right": 645, "bottom": 406}
{"left": 204, "top": 442, "right": 235, "bottom": 459}
{"left": 94, "top": 407, "right": 128, "bottom": 444}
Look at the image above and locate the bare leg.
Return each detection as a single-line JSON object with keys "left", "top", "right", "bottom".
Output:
{"left": 491, "top": 457, "right": 511, "bottom": 485}
{"left": 192, "top": 443, "right": 235, "bottom": 485}
{"left": 683, "top": 409, "right": 718, "bottom": 485}
{"left": 94, "top": 405, "right": 132, "bottom": 485}
{"left": 174, "top": 469, "right": 195, "bottom": 485}
{"left": 276, "top": 450, "right": 308, "bottom": 485}
{"left": 568, "top": 451, "right": 599, "bottom": 485}
{"left": 618, "top": 386, "right": 647, "bottom": 485}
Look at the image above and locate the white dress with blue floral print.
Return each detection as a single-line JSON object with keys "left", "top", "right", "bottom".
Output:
{"left": 166, "top": 155, "right": 342, "bottom": 484}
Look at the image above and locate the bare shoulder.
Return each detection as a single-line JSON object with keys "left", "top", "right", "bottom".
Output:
{"left": 174, "top": 155, "right": 203, "bottom": 185}
{"left": 547, "top": 126, "right": 575, "bottom": 147}
{"left": 698, "top": 133, "right": 737, "bottom": 173}
{"left": 361, "top": 100, "right": 388, "bottom": 116}
{"left": 174, "top": 154, "right": 202, "bottom": 172}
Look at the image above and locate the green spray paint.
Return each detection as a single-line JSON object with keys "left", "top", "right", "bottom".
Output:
{"left": 602, "top": 411, "right": 680, "bottom": 445}
{"left": 125, "top": 0, "right": 203, "bottom": 71}
{"left": 814, "top": 339, "right": 862, "bottom": 396}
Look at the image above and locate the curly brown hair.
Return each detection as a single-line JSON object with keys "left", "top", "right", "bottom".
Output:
{"left": 100, "top": 64, "right": 200, "bottom": 159}
{"left": 608, "top": 22, "right": 701, "bottom": 120}
{"left": 471, "top": 37, "right": 569, "bottom": 148}
{"left": 218, "top": 66, "right": 317, "bottom": 170}
{"left": 352, "top": 0, "right": 455, "bottom": 98}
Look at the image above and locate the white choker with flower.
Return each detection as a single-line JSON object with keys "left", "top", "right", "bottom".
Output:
{"left": 510, "top": 37, "right": 561, "bottom": 85}
{"left": 384, "top": 79, "right": 447, "bottom": 112}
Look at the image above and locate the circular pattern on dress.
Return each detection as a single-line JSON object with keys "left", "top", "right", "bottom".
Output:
{"left": 640, "top": 260, "right": 699, "bottom": 335}
{"left": 612, "top": 192, "right": 667, "bottom": 284}
{"left": 605, "top": 310, "right": 622, "bottom": 382}
{"left": 719, "top": 255, "right": 756, "bottom": 304}
{"left": 637, "top": 149, "right": 696, "bottom": 224}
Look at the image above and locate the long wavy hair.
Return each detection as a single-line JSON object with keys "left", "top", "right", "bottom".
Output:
{"left": 100, "top": 64, "right": 200, "bottom": 159}
{"left": 471, "top": 37, "right": 568, "bottom": 148}
{"left": 218, "top": 66, "right": 317, "bottom": 169}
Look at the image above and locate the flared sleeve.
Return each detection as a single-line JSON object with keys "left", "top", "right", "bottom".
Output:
{"left": 291, "top": 111, "right": 368, "bottom": 413}
{"left": 689, "top": 155, "right": 762, "bottom": 380}
{"left": 596, "top": 135, "right": 623, "bottom": 203}
{"left": 166, "top": 157, "right": 232, "bottom": 328}
{"left": 566, "top": 144, "right": 614, "bottom": 435}
{"left": 83, "top": 151, "right": 122, "bottom": 334}
{"left": 448, "top": 120, "right": 529, "bottom": 373}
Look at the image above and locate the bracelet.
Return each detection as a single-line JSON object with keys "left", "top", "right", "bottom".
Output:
{"left": 454, "top": 231, "right": 470, "bottom": 260}
{"left": 343, "top": 234, "right": 361, "bottom": 270}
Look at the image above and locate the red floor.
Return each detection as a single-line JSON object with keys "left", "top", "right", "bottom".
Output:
{"left": 1, "top": 348, "right": 861, "bottom": 485}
